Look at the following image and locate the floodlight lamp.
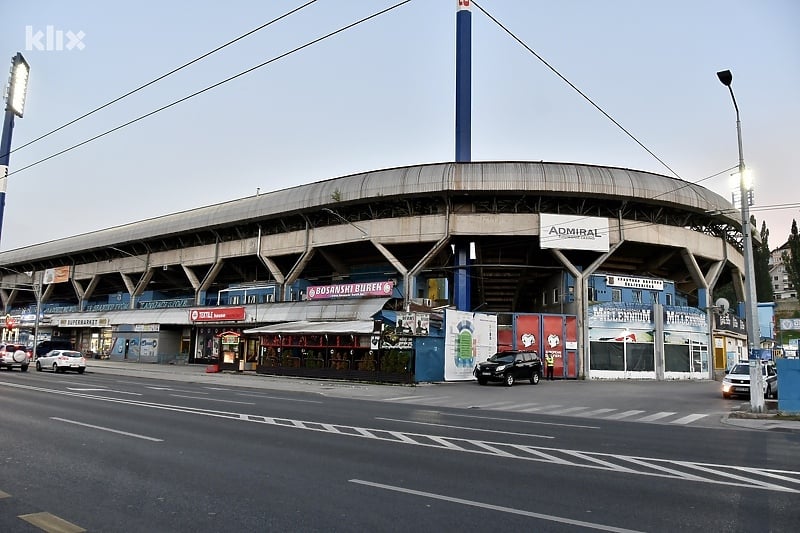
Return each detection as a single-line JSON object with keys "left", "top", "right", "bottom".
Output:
{"left": 7, "top": 53, "right": 30, "bottom": 117}
{"left": 716, "top": 70, "right": 733, "bottom": 87}
{"left": 741, "top": 168, "right": 754, "bottom": 191}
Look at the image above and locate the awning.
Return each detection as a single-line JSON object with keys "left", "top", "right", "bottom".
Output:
{"left": 244, "top": 320, "right": 374, "bottom": 335}
{"left": 48, "top": 308, "right": 193, "bottom": 327}
{"left": 42, "top": 298, "right": 390, "bottom": 328}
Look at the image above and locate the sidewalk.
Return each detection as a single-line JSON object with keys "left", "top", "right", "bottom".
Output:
{"left": 85, "top": 359, "right": 800, "bottom": 433}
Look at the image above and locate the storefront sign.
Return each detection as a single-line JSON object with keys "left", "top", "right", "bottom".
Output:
{"left": 605, "top": 275, "right": 664, "bottom": 291}
{"left": 58, "top": 317, "right": 109, "bottom": 328}
{"left": 589, "top": 304, "right": 652, "bottom": 324}
{"left": 715, "top": 312, "right": 746, "bottom": 334}
{"left": 134, "top": 324, "right": 161, "bottom": 332}
{"left": 306, "top": 281, "right": 393, "bottom": 300}
{"left": 189, "top": 307, "right": 246, "bottom": 322}
{"left": 780, "top": 318, "right": 800, "bottom": 331}
{"left": 540, "top": 214, "right": 609, "bottom": 252}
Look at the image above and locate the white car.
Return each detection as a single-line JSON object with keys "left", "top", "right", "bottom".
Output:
{"left": 721, "top": 361, "right": 777, "bottom": 399}
{"left": 0, "top": 343, "right": 31, "bottom": 372}
{"left": 36, "top": 350, "right": 86, "bottom": 374}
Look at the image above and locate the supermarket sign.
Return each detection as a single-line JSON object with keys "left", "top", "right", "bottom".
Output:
{"left": 190, "top": 307, "right": 246, "bottom": 322}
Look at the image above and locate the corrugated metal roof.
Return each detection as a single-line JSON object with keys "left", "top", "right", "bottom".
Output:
{"left": 0, "top": 161, "right": 738, "bottom": 264}
{"left": 243, "top": 320, "right": 373, "bottom": 335}
{"left": 43, "top": 298, "right": 388, "bottom": 326}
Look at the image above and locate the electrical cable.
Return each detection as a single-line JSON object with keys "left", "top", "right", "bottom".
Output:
{"left": 0, "top": 0, "right": 320, "bottom": 161}
{"left": 471, "top": 0, "right": 683, "bottom": 181}
{"left": 6, "top": 0, "right": 412, "bottom": 177}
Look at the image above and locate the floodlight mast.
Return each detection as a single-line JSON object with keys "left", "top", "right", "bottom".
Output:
{"left": 0, "top": 52, "right": 31, "bottom": 247}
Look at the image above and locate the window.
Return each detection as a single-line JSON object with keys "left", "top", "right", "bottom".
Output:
{"left": 266, "top": 293, "right": 274, "bottom": 303}
{"left": 587, "top": 286, "right": 597, "bottom": 301}
{"left": 230, "top": 295, "right": 240, "bottom": 305}
{"left": 247, "top": 295, "right": 257, "bottom": 304}
{"left": 553, "top": 288, "right": 560, "bottom": 304}
{"left": 632, "top": 290, "right": 642, "bottom": 304}
{"left": 666, "top": 293, "right": 673, "bottom": 305}
{"left": 650, "top": 291, "right": 659, "bottom": 304}
{"left": 612, "top": 288, "right": 622, "bottom": 303}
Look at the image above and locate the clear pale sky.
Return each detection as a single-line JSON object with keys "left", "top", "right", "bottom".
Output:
{"left": 1, "top": 0, "right": 798, "bottom": 251}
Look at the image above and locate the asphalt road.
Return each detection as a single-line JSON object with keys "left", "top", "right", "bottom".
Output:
{"left": 1, "top": 369, "right": 798, "bottom": 532}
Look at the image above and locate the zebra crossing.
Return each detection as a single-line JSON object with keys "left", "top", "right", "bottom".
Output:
{"left": 382, "top": 395, "right": 712, "bottom": 426}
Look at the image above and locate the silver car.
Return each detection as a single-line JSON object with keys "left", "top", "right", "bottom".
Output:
{"left": 36, "top": 350, "right": 87, "bottom": 374}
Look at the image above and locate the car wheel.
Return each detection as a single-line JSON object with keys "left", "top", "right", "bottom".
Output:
{"left": 77, "top": 368, "right": 85, "bottom": 374}
{"left": 504, "top": 373, "right": 515, "bottom": 387}
{"left": 36, "top": 361, "right": 42, "bottom": 371}
{"left": 530, "top": 372, "right": 540, "bottom": 385}
{"left": 21, "top": 365, "right": 28, "bottom": 372}
{"left": 53, "top": 363, "right": 59, "bottom": 373}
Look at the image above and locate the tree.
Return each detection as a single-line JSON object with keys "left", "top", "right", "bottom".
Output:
{"left": 753, "top": 218, "right": 774, "bottom": 302}
{"left": 783, "top": 219, "right": 800, "bottom": 302}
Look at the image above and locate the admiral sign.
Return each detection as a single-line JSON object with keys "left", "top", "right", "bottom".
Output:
{"left": 539, "top": 214, "right": 609, "bottom": 252}
{"left": 189, "top": 307, "right": 246, "bottom": 322}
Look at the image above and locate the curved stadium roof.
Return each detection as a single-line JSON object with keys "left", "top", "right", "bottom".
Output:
{"left": 0, "top": 161, "right": 739, "bottom": 265}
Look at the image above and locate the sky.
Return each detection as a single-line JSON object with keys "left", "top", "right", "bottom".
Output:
{"left": 0, "top": 0, "right": 798, "bottom": 252}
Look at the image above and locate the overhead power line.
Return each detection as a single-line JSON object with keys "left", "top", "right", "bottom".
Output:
{"left": 0, "top": 0, "right": 320, "bottom": 161}
{"left": 6, "top": 0, "right": 412, "bottom": 178}
{"left": 471, "top": 0, "right": 683, "bottom": 181}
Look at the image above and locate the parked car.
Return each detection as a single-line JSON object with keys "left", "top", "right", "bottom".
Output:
{"left": 721, "top": 360, "right": 777, "bottom": 399}
{"left": 36, "top": 350, "right": 86, "bottom": 374}
{"left": 35, "top": 338, "right": 74, "bottom": 358}
{"left": 474, "top": 350, "right": 543, "bottom": 386}
{"left": 0, "top": 343, "right": 31, "bottom": 372}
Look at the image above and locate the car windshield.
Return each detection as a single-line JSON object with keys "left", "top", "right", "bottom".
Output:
{"left": 62, "top": 351, "right": 82, "bottom": 358}
{"left": 729, "top": 364, "right": 750, "bottom": 375}
{"left": 488, "top": 353, "right": 516, "bottom": 363}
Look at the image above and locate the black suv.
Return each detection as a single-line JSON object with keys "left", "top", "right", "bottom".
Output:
{"left": 35, "top": 338, "right": 74, "bottom": 358}
{"left": 474, "top": 350, "right": 543, "bottom": 386}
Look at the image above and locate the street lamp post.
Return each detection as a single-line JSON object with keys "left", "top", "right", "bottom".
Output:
{"left": 0, "top": 52, "right": 31, "bottom": 246}
{"left": 717, "top": 69, "right": 764, "bottom": 412}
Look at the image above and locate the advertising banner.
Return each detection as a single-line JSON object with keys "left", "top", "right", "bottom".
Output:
{"left": 43, "top": 266, "right": 71, "bottom": 284}
{"left": 540, "top": 213, "right": 609, "bottom": 252}
{"left": 444, "top": 310, "right": 497, "bottom": 381}
{"left": 515, "top": 314, "right": 540, "bottom": 353}
{"left": 543, "top": 315, "right": 565, "bottom": 376}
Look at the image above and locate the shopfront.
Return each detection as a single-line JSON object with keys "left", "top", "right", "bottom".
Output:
{"left": 246, "top": 320, "right": 407, "bottom": 381}
{"left": 588, "top": 302, "right": 709, "bottom": 380}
